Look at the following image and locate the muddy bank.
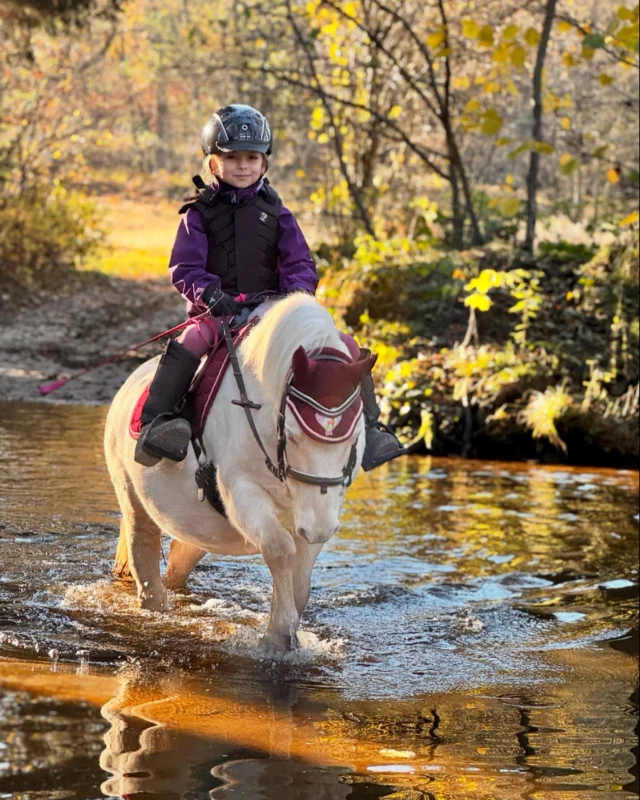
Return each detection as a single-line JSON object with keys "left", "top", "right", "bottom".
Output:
{"left": 0, "top": 274, "right": 183, "bottom": 404}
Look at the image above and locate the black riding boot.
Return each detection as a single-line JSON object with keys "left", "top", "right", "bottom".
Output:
{"left": 360, "top": 350, "right": 405, "bottom": 472}
{"left": 134, "top": 340, "right": 201, "bottom": 467}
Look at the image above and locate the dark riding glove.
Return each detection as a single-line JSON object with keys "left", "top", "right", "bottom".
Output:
{"left": 202, "top": 284, "right": 238, "bottom": 317}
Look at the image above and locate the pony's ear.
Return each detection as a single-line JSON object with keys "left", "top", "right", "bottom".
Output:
{"left": 291, "top": 346, "right": 310, "bottom": 381}
{"left": 350, "top": 352, "right": 378, "bottom": 384}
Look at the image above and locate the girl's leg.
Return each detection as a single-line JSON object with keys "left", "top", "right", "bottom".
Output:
{"left": 134, "top": 319, "right": 219, "bottom": 467}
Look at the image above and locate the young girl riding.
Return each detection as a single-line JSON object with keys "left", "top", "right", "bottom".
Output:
{"left": 135, "top": 104, "right": 403, "bottom": 471}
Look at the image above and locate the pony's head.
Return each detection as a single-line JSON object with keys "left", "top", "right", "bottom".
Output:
{"left": 242, "top": 294, "right": 377, "bottom": 545}
{"left": 284, "top": 345, "right": 376, "bottom": 544}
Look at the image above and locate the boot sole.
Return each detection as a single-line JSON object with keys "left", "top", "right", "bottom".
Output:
{"left": 134, "top": 419, "right": 192, "bottom": 465}
{"left": 361, "top": 446, "right": 406, "bottom": 472}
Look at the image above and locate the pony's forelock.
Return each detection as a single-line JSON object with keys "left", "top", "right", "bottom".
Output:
{"left": 241, "top": 294, "right": 345, "bottom": 403}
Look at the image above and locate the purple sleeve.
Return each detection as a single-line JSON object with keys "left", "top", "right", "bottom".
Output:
{"left": 168, "top": 208, "right": 219, "bottom": 306}
{"left": 277, "top": 205, "right": 318, "bottom": 295}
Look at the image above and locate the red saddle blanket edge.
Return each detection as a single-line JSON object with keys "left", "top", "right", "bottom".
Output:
{"left": 129, "top": 323, "right": 256, "bottom": 441}
{"left": 129, "top": 327, "right": 361, "bottom": 442}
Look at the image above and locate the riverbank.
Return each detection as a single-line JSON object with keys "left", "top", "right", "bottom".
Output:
{"left": 0, "top": 273, "right": 183, "bottom": 404}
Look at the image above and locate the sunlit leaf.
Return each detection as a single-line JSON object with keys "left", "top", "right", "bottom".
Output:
{"left": 559, "top": 152, "right": 579, "bottom": 175}
{"left": 561, "top": 116, "right": 571, "bottom": 130}
{"left": 598, "top": 73, "right": 614, "bottom": 85}
{"left": 617, "top": 5, "right": 638, "bottom": 20}
{"left": 482, "top": 109, "right": 503, "bottom": 135}
{"left": 462, "top": 19, "right": 479, "bottom": 38}
{"left": 454, "top": 76, "right": 471, "bottom": 89}
{"left": 465, "top": 293, "right": 493, "bottom": 311}
{"left": 427, "top": 29, "right": 446, "bottom": 49}
{"left": 557, "top": 19, "right": 575, "bottom": 33}
{"left": 607, "top": 167, "right": 621, "bottom": 183}
{"left": 525, "top": 27, "right": 541, "bottom": 46}
{"left": 510, "top": 45, "right": 526, "bottom": 67}
{"left": 499, "top": 196, "right": 520, "bottom": 216}
{"left": 478, "top": 25, "right": 494, "bottom": 46}
{"left": 621, "top": 210, "right": 639, "bottom": 226}
{"left": 503, "top": 24, "right": 520, "bottom": 40}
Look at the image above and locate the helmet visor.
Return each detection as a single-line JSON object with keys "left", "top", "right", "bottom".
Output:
{"left": 216, "top": 139, "right": 271, "bottom": 154}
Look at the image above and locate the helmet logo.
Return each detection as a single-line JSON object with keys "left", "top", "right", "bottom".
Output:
{"left": 241, "top": 124, "right": 249, "bottom": 130}
{"left": 259, "top": 212, "right": 268, "bottom": 223}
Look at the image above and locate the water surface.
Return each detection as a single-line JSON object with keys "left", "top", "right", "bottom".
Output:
{"left": 0, "top": 400, "right": 638, "bottom": 798}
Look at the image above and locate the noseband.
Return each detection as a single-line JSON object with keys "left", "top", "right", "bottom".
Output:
{"left": 222, "top": 320, "right": 360, "bottom": 494}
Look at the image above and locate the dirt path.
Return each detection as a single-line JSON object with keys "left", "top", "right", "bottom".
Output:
{"left": 0, "top": 275, "right": 184, "bottom": 404}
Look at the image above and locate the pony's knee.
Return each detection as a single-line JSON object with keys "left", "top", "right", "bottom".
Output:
{"left": 261, "top": 528, "right": 296, "bottom": 569}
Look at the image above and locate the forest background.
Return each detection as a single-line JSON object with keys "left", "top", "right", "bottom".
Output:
{"left": 0, "top": 0, "right": 638, "bottom": 466}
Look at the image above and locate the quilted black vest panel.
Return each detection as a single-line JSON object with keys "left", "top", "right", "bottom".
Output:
{"left": 180, "top": 184, "right": 282, "bottom": 295}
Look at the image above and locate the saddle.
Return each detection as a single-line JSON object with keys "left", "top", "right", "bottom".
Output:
{"left": 128, "top": 321, "right": 256, "bottom": 515}
{"left": 129, "top": 320, "right": 362, "bottom": 515}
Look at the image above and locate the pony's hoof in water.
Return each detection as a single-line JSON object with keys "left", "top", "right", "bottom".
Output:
{"left": 138, "top": 587, "right": 169, "bottom": 612}
{"left": 259, "top": 631, "right": 298, "bottom": 658}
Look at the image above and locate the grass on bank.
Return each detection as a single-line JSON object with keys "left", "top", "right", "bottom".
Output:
{"left": 82, "top": 195, "right": 178, "bottom": 280}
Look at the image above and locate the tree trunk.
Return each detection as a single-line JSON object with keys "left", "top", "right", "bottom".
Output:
{"left": 450, "top": 163, "right": 464, "bottom": 249}
{"left": 156, "top": 71, "right": 171, "bottom": 171}
{"left": 524, "top": 0, "right": 558, "bottom": 253}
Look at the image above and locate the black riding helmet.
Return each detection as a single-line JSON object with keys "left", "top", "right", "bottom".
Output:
{"left": 202, "top": 105, "right": 272, "bottom": 156}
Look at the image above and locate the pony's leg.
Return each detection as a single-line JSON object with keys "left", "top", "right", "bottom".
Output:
{"left": 225, "top": 480, "right": 299, "bottom": 652}
{"left": 292, "top": 540, "right": 323, "bottom": 617}
{"left": 164, "top": 540, "right": 206, "bottom": 590}
{"left": 116, "top": 478, "right": 168, "bottom": 612}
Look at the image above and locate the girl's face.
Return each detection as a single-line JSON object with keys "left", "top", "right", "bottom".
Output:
{"left": 214, "top": 151, "right": 265, "bottom": 188}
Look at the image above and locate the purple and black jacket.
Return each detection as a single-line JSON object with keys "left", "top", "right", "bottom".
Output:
{"left": 169, "top": 178, "right": 318, "bottom": 316}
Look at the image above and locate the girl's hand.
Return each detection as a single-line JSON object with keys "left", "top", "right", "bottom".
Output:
{"left": 202, "top": 285, "right": 238, "bottom": 317}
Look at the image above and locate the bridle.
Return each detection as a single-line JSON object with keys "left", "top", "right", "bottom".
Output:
{"left": 222, "top": 319, "right": 360, "bottom": 494}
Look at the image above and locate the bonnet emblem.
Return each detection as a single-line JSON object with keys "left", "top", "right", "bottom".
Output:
{"left": 315, "top": 413, "right": 342, "bottom": 436}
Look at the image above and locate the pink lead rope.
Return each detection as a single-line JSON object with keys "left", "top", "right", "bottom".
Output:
{"left": 38, "top": 311, "right": 211, "bottom": 396}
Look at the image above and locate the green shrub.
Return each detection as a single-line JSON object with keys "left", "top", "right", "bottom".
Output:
{"left": 0, "top": 187, "right": 104, "bottom": 291}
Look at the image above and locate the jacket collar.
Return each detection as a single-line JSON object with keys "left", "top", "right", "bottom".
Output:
{"left": 213, "top": 178, "right": 264, "bottom": 204}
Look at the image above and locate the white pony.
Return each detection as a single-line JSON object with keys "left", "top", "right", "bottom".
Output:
{"left": 104, "top": 294, "right": 375, "bottom": 652}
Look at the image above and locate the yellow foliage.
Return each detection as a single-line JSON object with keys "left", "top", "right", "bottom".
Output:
{"left": 598, "top": 74, "right": 614, "bottom": 85}
{"left": 502, "top": 24, "right": 520, "bottom": 40}
{"left": 478, "top": 25, "right": 495, "bottom": 46}
{"left": 557, "top": 19, "right": 574, "bottom": 33}
{"left": 510, "top": 45, "right": 527, "bottom": 67}
{"left": 621, "top": 210, "right": 639, "bottom": 226}
{"left": 563, "top": 51, "right": 579, "bottom": 67}
{"left": 607, "top": 167, "right": 621, "bottom": 183}
{"left": 481, "top": 109, "right": 504, "bottom": 135}
{"left": 454, "top": 76, "right": 471, "bottom": 89}
{"left": 521, "top": 386, "right": 573, "bottom": 452}
{"left": 561, "top": 116, "right": 572, "bottom": 130}
{"left": 427, "top": 29, "right": 446, "bottom": 49}
{"left": 462, "top": 19, "right": 479, "bottom": 38}
{"left": 498, "top": 196, "right": 520, "bottom": 217}
{"left": 525, "top": 27, "right": 541, "bottom": 46}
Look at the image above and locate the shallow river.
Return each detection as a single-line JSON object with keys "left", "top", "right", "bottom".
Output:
{"left": 0, "top": 400, "right": 638, "bottom": 799}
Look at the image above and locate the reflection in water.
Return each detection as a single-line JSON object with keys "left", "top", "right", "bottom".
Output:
{"left": 0, "top": 400, "right": 638, "bottom": 798}
{"left": 99, "top": 675, "right": 395, "bottom": 800}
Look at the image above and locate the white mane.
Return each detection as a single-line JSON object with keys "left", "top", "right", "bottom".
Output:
{"left": 241, "top": 293, "right": 345, "bottom": 403}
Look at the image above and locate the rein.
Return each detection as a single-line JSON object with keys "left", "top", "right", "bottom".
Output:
{"left": 221, "top": 319, "right": 359, "bottom": 494}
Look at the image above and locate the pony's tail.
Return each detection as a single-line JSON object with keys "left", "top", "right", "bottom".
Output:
{"left": 113, "top": 520, "right": 132, "bottom": 580}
